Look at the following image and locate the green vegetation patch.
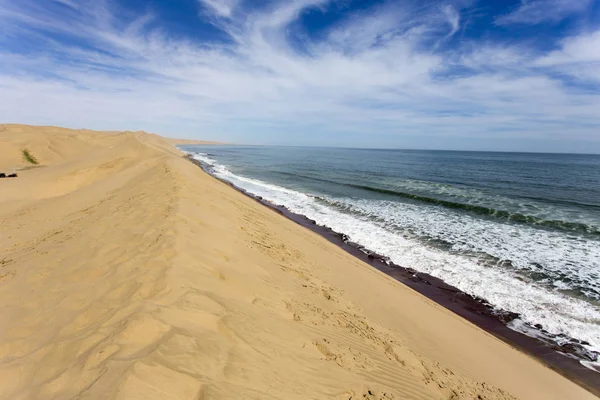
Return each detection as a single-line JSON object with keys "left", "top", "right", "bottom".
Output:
{"left": 22, "top": 148, "right": 39, "bottom": 165}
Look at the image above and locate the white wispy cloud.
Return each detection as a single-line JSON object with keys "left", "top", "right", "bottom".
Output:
{"left": 53, "top": 0, "right": 79, "bottom": 9}
{"left": 538, "top": 30, "right": 600, "bottom": 64}
{"left": 0, "top": 0, "right": 599, "bottom": 150}
{"left": 495, "top": 0, "right": 592, "bottom": 25}
{"left": 441, "top": 5, "right": 461, "bottom": 39}
{"left": 534, "top": 29, "right": 600, "bottom": 84}
{"left": 198, "top": 0, "right": 238, "bottom": 18}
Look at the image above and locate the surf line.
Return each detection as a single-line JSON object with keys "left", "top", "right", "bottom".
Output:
{"left": 185, "top": 154, "right": 600, "bottom": 397}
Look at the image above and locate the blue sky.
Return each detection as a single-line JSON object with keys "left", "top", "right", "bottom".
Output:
{"left": 0, "top": 0, "right": 599, "bottom": 152}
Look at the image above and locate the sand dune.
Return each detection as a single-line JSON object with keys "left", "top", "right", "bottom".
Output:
{"left": 0, "top": 124, "right": 596, "bottom": 399}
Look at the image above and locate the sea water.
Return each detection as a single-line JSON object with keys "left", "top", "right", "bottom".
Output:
{"left": 183, "top": 145, "right": 600, "bottom": 369}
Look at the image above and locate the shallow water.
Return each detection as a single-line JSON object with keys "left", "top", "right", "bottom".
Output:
{"left": 182, "top": 145, "right": 600, "bottom": 368}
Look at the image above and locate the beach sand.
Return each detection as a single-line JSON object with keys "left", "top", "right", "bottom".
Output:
{"left": 0, "top": 124, "right": 596, "bottom": 400}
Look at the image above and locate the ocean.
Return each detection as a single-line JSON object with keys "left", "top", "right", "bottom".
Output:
{"left": 181, "top": 145, "right": 600, "bottom": 370}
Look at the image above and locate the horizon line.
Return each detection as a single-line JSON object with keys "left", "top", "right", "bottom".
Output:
{"left": 178, "top": 143, "right": 600, "bottom": 156}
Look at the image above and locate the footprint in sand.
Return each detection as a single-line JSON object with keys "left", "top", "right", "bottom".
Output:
{"left": 341, "top": 387, "right": 396, "bottom": 400}
{"left": 314, "top": 338, "right": 374, "bottom": 372}
{"left": 0, "top": 271, "right": 15, "bottom": 282}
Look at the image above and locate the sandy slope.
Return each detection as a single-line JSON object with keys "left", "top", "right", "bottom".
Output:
{"left": 0, "top": 124, "right": 596, "bottom": 400}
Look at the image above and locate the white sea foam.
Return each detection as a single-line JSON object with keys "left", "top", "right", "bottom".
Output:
{"left": 191, "top": 153, "right": 216, "bottom": 166}
{"left": 372, "top": 178, "right": 599, "bottom": 228}
{"left": 193, "top": 152, "right": 600, "bottom": 365}
{"left": 333, "top": 197, "right": 600, "bottom": 301}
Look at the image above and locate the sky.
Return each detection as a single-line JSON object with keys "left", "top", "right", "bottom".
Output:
{"left": 0, "top": 0, "right": 599, "bottom": 152}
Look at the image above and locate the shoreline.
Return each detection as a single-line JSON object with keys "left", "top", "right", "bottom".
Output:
{"left": 2, "top": 124, "right": 598, "bottom": 399}
{"left": 186, "top": 154, "right": 600, "bottom": 397}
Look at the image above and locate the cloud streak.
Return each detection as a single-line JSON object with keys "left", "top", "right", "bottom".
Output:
{"left": 0, "top": 0, "right": 599, "bottom": 152}
{"left": 199, "top": 0, "right": 238, "bottom": 18}
{"left": 495, "top": 0, "right": 592, "bottom": 25}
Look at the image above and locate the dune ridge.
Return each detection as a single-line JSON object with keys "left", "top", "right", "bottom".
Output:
{"left": 0, "top": 124, "right": 596, "bottom": 399}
